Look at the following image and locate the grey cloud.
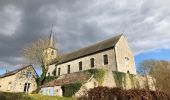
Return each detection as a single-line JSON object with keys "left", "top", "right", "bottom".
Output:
{"left": 0, "top": 0, "right": 170, "bottom": 68}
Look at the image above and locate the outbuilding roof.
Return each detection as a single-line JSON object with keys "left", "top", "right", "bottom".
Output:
{"left": 43, "top": 71, "right": 92, "bottom": 87}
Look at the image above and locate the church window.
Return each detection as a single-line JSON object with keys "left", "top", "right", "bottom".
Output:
{"left": 26, "top": 72, "right": 32, "bottom": 78}
{"left": 53, "top": 68, "right": 57, "bottom": 76}
{"left": 125, "top": 57, "right": 129, "bottom": 61}
{"left": 51, "top": 51, "right": 54, "bottom": 55}
{"left": 90, "top": 58, "right": 95, "bottom": 68}
{"left": 125, "top": 57, "right": 129, "bottom": 66}
{"left": 7, "top": 82, "right": 12, "bottom": 91}
{"left": 67, "top": 65, "right": 70, "bottom": 74}
{"left": 58, "top": 68, "right": 61, "bottom": 76}
{"left": 48, "top": 72, "right": 50, "bottom": 76}
{"left": 103, "top": 54, "right": 108, "bottom": 65}
{"left": 79, "top": 61, "right": 82, "bottom": 71}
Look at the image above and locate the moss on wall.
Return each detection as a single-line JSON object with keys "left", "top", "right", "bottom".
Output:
{"left": 129, "top": 74, "right": 140, "bottom": 89}
{"left": 86, "top": 69, "right": 105, "bottom": 85}
{"left": 113, "top": 71, "right": 139, "bottom": 89}
{"left": 113, "top": 71, "right": 126, "bottom": 89}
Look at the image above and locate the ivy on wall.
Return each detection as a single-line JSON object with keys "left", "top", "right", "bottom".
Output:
{"left": 129, "top": 74, "right": 140, "bottom": 89}
{"left": 45, "top": 76, "right": 58, "bottom": 83}
{"left": 62, "top": 83, "right": 82, "bottom": 97}
{"left": 113, "top": 71, "right": 126, "bottom": 89}
{"left": 113, "top": 71, "right": 140, "bottom": 89}
{"left": 37, "top": 76, "right": 58, "bottom": 87}
{"left": 86, "top": 69, "right": 106, "bottom": 86}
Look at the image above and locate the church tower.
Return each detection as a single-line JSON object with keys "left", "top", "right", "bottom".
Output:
{"left": 43, "top": 33, "right": 57, "bottom": 66}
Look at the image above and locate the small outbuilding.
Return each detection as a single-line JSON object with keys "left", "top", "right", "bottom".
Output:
{"left": 0, "top": 65, "right": 38, "bottom": 93}
{"left": 40, "top": 71, "right": 98, "bottom": 97}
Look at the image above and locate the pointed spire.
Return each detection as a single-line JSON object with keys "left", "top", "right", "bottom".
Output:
{"left": 49, "top": 24, "right": 55, "bottom": 48}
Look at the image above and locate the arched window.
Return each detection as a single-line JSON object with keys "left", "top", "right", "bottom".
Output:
{"left": 79, "top": 61, "right": 82, "bottom": 71}
{"left": 67, "top": 65, "right": 70, "bottom": 74}
{"left": 48, "top": 72, "right": 50, "bottom": 76}
{"left": 53, "top": 68, "right": 57, "bottom": 76}
{"left": 103, "top": 54, "right": 108, "bottom": 65}
{"left": 51, "top": 51, "right": 54, "bottom": 55}
{"left": 58, "top": 68, "right": 61, "bottom": 76}
{"left": 90, "top": 58, "right": 95, "bottom": 68}
{"left": 7, "top": 82, "right": 12, "bottom": 91}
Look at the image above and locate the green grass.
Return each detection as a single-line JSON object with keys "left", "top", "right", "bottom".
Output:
{"left": 29, "top": 94, "right": 77, "bottom": 100}
{"left": 0, "top": 92, "right": 77, "bottom": 100}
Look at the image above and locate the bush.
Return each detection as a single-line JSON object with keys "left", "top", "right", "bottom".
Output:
{"left": 62, "top": 83, "right": 82, "bottom": 97}
{"left": 81, "top": 87, "right": 170, "bottom": 100}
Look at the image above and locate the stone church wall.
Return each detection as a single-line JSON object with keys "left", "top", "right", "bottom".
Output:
{"left": 115, "top": 36, "right": 136, "bottom": 74}
{"left": 47, "top": 48, "right": 117, "bottom": 76}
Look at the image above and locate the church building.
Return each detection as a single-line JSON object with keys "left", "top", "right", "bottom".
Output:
{"left": 45, "top": 33, "right": 136, "bottom": 77}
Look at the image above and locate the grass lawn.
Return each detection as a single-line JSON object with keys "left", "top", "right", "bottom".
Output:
{"left": 29, "top": 94, "right": 77, "bottom": 100}
{"left": 0, "top": 92, "right": 77, "bottom": 100}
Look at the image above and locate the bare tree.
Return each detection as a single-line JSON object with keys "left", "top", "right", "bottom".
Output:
{"left": 140, "top": 60, "right": 170, "bottom": 92}
{"left": 150, "top": 60, "right": 170, "bottom": 92}
{"left": 22, "top": 37, "right": 49, "bottom": 85}
{"left": 140, "top": 60, "right": 155, "bottom": 90}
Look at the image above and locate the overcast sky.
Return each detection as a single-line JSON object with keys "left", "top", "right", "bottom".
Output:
{"left": 0, "top": 0, "right": 170, "bottom": 71}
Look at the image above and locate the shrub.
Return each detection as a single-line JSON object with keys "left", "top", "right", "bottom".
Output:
{"left": 62, "top": 83, "right": 82, "bottom": 97}
{"left": 81, "top": 87, "right": 170, "bottom": 100}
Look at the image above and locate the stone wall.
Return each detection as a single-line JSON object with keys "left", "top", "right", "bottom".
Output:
{"left": 75, "top": 78, "right": 98, "bottom": 97}
{"left": 102, "top": 70, "right": 155, "bottom": 90}
{"left": 0, "top": 66, "right": 37, "bottom": 93}
{"left": 115, "top": 35, "right": 136, "bottom": 74}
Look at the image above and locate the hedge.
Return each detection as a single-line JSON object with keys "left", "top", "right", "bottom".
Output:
{"left": 80, "top": 87, "right": 170, "bottom": 100}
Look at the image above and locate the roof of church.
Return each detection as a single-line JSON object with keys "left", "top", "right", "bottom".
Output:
{"left": 51, "top": 34, "right": 123, "bottom": 65}
{"left": 0, "top": 65, "right": 38, "bottom": 78}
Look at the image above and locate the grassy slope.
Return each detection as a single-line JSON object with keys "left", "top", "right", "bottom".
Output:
{"left": 0, "top": 92, "right": 76, "bottom": 100}
{"left": 29, "top": 94, "right": 76, "bottom": 100}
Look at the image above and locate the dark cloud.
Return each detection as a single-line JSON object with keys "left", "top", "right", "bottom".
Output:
{"left": 0, "top": 0, "right": 170, "bottom": 68}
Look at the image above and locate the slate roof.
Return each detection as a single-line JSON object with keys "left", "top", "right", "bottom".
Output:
{"left": 51, "top": 34, "right": 122, "bottom": 65}
{"left": 43, "top": 71, "right": 92, "bottom": 87}
{"left": 0, "top": 65, "right": 38, "bottom": 78}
